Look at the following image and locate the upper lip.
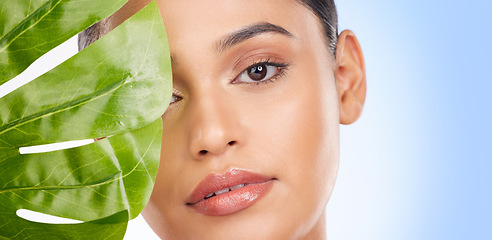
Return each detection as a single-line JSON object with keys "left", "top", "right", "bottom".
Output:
{"left": 186, "top": 168, "right": 275, "bottom": 205}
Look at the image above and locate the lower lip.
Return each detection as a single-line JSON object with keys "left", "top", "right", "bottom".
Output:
{"left": 189, "top": 180, "right": 275, "bottom": 216}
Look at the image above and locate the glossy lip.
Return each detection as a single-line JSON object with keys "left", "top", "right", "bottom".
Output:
{"left": 186, "top": 168, "right": 276, "bottom": 216}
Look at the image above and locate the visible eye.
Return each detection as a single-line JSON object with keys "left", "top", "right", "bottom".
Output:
{"left": 235, "top": 63, "right": 281, "bottom": 83}
{"left": 170, "top": 89, "right": 183, "bottom": 104}
{"left": 170, "top": 95, "right": 181, "bottom": 104}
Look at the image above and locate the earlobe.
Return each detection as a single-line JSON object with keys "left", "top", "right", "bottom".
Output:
{"left": 335, "top": 30, "right": 367, "bottom": 125}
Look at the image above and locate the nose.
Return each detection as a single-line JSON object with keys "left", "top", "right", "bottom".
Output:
{"left": 188, "top": 91, "right": 243, "bottom": 159}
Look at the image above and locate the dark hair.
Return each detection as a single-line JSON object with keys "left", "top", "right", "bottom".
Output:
{"left": 78, "top": 17, "right": 113, "bottom": 51}
{"left": 298, "top": 0, "right": 338, "bottom": 55}
{"left": 78, "top": 0, "right": 338, "bottom": 55}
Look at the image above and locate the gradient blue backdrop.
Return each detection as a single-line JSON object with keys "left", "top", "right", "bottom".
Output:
{"left": 4, "top": 0, "right": 490, "bottom": 239}
{"left": 325, "top": 0, "right": 492, "bottom": 239}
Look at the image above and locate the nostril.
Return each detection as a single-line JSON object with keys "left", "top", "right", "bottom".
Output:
{"left": 197, "top": 141, "right": 236, "bottom": 157}
{"left": 199, "top": 150, "right": 208, "bottom": 155}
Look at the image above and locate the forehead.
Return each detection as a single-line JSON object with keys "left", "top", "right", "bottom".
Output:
{"left": 112, "top": 0, "right": 323, "bottom": 46}
{"left": 158, "top": 0, "right": 322, "bottom": 55}
{"left": 110, "top": 0, "right": 330, "bottom": 71}
{"left": 158, "top": 0, "right": 302, "bottom": 28}
{"left": 160, "top": 0, "right": 309, "bottom": 36}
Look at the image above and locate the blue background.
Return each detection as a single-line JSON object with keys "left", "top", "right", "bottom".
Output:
{"left": 326, "top": 0, "right": 492, "bottom": 239}
{"left": 4, "top": 0, "right": 490, "bottom": 239}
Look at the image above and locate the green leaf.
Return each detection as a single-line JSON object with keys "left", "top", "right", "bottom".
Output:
{"left": 0, "top": 1, "right": 171, "bottom": 239}
{"left": 0, "top": 0, "right": 128, "bottom": 84}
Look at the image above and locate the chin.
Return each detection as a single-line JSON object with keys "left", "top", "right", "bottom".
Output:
{"left": 142, "top": 180, "right": 330, "bottom": 240}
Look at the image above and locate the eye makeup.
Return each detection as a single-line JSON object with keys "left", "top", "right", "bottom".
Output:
{"left": 170, "top": 88, "right": 184, "bottom": 104}
{"left": 169, "top": 56, "right": 291, "bottom": 105}
{"left": 168, "top": 35, "right": 295, "bottom": 105}
{"left": 231, "top": 58, "right": 290, "bottom": 86}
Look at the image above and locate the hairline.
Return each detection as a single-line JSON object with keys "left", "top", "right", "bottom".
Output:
{"left": 78, "top": 0, "right": 338, "bottom": 56}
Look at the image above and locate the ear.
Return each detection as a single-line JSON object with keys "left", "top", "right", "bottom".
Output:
{"left": 335, "top": 30, "right": 367, "bottom": 125}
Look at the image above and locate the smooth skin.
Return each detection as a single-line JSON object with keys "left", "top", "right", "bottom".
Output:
{"left": 108, "top": 0, "right": 366, "bottom": 239}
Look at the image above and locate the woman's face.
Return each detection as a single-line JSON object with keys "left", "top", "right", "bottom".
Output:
{"left": 132, "top": 0, "right": 340, "bottom": 238}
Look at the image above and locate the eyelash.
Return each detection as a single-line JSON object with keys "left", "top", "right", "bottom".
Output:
{"left": 169, "top": 59, "right": 290, "bottom": 104}
{"left": 232, "top": 58, "right": 289, "bottom": 86}
{"left": 170, "top": 89, "right": 183, "bottom": 105}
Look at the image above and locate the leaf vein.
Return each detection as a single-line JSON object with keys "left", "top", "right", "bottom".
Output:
{"left": 0, "top": 75, "right": 128, "bottom": 139}
{"left": 0, "top": 0, "right": 63, "bottom": 53}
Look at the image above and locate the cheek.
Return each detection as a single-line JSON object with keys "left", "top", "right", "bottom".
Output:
{"left": 244, "top": 64, "right": 340, "bottom": 222}
{"left": 144, "top": 56, "right": 339, "bottom": 238}
{"left": 142, "top": 117, "right": 193, "bottom": 235}
{"left": 273, "top": 88, "right": 337, "bottom": 184}
{"left": 155, "top": 115, "right": 197, "bottom": 205}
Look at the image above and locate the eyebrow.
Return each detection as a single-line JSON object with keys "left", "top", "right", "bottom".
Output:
{"left": 215, "top": 22, "right": 293, "bottom": 52}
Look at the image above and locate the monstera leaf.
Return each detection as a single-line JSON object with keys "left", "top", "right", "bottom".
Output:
{"left": 0, "top": 0, "right": 171, "bottom": 239}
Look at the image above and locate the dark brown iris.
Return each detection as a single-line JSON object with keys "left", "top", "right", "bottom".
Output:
{"left": 247, "top": 64, "right": 267, "bottom": 81}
